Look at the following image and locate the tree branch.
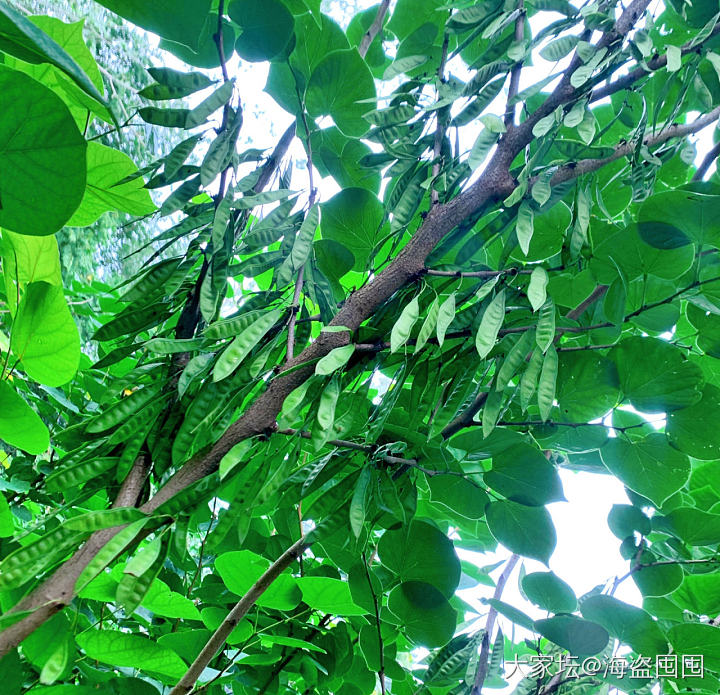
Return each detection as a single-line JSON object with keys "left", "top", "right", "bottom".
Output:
{"left": 432, "top": 32, "right": 450, "bottom": 205}
{"left": 471, "top": 554, "right": 520, "bottom": 695}
{"left": 591, "top": 22, "right": 720, "bottom": 103}
{"left": 693, "top": 140, "right": 720, "bottom": 181}
{"left": 551, "top": 106, "right": 720, "bottom": 186}
{"left": 358, "top": 0, "right": 390, "bottom": 59}
{"left": 504, "top": 0, "right": 526, "bottom": 128}
{"left": 0, "top": 455, "right": 151, "bottom": 655}
{"left": 169, "top": 538, "right": 307, "bottom": 695}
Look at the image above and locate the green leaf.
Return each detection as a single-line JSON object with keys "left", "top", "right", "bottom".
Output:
{"left": 306, "top": 48, "right": 376, "bottom": 136}
{"left": 672, "top": 572, "right": 720, "bottom": 616}
{"left": 534, "top": 616, "right": 609, "bottom": 656}
{"left": 159, "top": 14, "right": 234, "bottom": 69}
{"left": 475, "top": 289, "right": 506, "bottom": 358}
{"left": 140, "top": 67, "right": 214, "bottom": 100}
{"left": 95, "top": 0, "right": 211, "bottom": 50}
{"left": 581, "top": 594, "right": 668, "bottom": 657}
{"left": 668, "top": 624, "right": 720, "bottom": 671}
{"left": 75, "top": 631, "right": 186, "bottom": 680}
{"left": 556, "top": 352, "right": 619, "bottom": 421}
{"left": 186, "top": 78, "right": 235, "bottom": 128}
{"left": 468, "top": 129, "right": 498, "bottom": 171}
{"left": 600, "top": 434, "right": 690, "bottom": 507}
{"left": 10, "top": 282, "right": 80, "bottom": 387}
{"left": 63, "top": 507, "right": 146, "bottom": 532}
{"left": 527, "top": 267, "right": 548, "bottom": 311}
{"left": 486, "top": 500, "right": 556, "bottom": 564}
{"left": 288, "top": 203, "right": 320, "bottom": 272}
{"left": 321, "top": 188, "right": 384, "bottom": 271}
{"left": 638, "top": 189, "right": 720, "bottom": 249}
{"left": 667, "top": 384, "right": 720, "bottom": 460}
{"left": 0, "top": 5, "right": 108, "bottom": 108}
{"left": 315, "top": 344, "right": 355, "bottom": 376}
{"left": 67, "top": 143, "right": 155, "bottom": 226}
{"left": 539, "top": 34, "right": 579, "bottom": 61}
{"left": 428, "top": 475, "right": 489, "bottom": 519}
{"left": 230, "top": 0, "right": 294, "bottom": 61}
{"left": 378, "top": 520, "right": 461, "bottom": 598}
{"left": 0, "top": 68, "right": 86, "bottom": 236}
{"left": 662, "top": 507, "right": 720, "bottom": 546}
{"left": 349, "top": 465, "right": 372, "bottom": 537}
{"left": 484, "top": 443, "right": 565, "bottom": 506}
{"left": 436, "top": 293, "right": 456, "bottom": 346}
{"left": 612, "top": 337, "right": 704, "bottom": 413}
{"left": 516, "top": 201, "right": 534, "bottom": 255}
{"left": 536, "top": 299, "right": 555, "bottom": 352}
{"left": 415, "top": 297, "right": 440, "bottom": 353}
{"left": 297, "top": 577, "right": 365, "bottom": 615}
{"left": 391, "top": 296, "right": 420, "bottom": 353}
{"left": 1, "top": 231, "right": 62, "bottom": 315}
{"left": 522, "top": 572, "right": 577, "bottom": 612}
{"left": 215, "top": 550, "right": 302, "bottom": 610}
{"left": 387, "top": 581, "right": 456, "bottom": 649}
{"left": 537, "top": 345, "right": 558, "bottom": 422}
{"left": 213, "top": 307, "right": 283, "bottom": 381}
{"left": 496, "top": 329, "right": 535, "bottom": 390}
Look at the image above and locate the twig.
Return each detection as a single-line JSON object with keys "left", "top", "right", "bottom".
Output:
{"left": 431, "top": 32, "right": 450, "bottom": 206}
{"left": 504, "top": 0, "right": 526, "bottom": 128}
{"left": 471, "top": 554, "right": 520, "bottom": 695}
{"left": 550, "top": 106, "right": 720, "bottom": 186}
{"left": 693, "top": 140, "right": 720, "bottom": 181}
{"left": 565, "top": 285, "right": 609, "bottom": 321}
{"left": 169, "top": 538, "right": 308, "bottom": 695}
{"left": 276, "top": 428, "right": 417, "bottom": 466}
{"left": 591, "top": 23, "right": 720, "bottom": 103}
{"left": 363, "top": 552, "right": 386, "bottom": 695}
{"left": 358, "top": 0, "right": 390, "bottom": 59}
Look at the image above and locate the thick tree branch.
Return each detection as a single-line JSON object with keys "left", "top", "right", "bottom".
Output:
{"left": 358, "top": 0, "right": 390, "bottom": 59}
{"left": 0, "top": 456, "right": 151, "bottom": 655}
{"left": 471, "top": 554, "right": 520, "bottom": 695}
{"left": 169, "top": 538, "right": 307, "bottom": 695}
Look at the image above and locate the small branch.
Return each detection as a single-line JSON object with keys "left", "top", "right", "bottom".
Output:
{"left": 471, "top": 554, "right": 520, "bottom": 695}
{"left": 213, "top": 0, "right": 230, "bottom": 84}
{"left": 358, "top": 0, "right": 390, "bottom": 59}
{"left": 591, "top": 22, "right": 720, "bottom": 103}
{"left": 442, "top": 392, "right": 489, "bottom": 439}
{"left": 551, "top": 106, "right": 720, "bottom": 186}
{"left": 286, "top": 267, "right": 306, "bottom": 362}
{"left": 286, "top": 72, "right": 317, "bottom": 363}
{"left": 363, "top": 552, "right": 386, "bottom": 695}
{"left": 693, "top": 140, "right": 720, "bottom": 181}
{"left": 431, "top": 32, "right": 450, "bottom": 206}
{"left": 169, "top": 538, "right": 308, "bottom": 695}
{"left": 565, "top": 284, "right": 609, "bottom": 321}
{"left": 424, "top": 268, "right": 536, "bottom": 278}
{"left": 504, "top": 1, "right": 526, "bottom": 128}
{"left": 276, "top": 428, "right": 418, "bottom": 466}
{"left": 612, "top": 556, "right": 720, "bottom": 591}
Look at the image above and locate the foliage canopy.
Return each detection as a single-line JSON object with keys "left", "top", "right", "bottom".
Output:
{"left": 2, "top": 0, "right": 720, "bottom": 694}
